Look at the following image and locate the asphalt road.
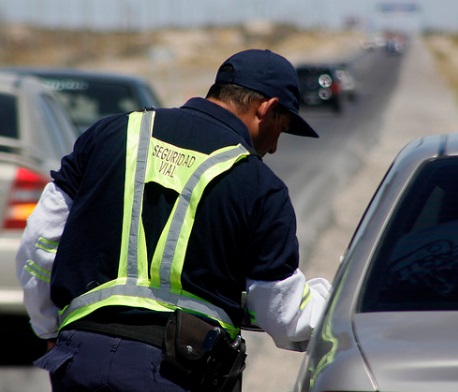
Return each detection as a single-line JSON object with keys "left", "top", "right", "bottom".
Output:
{"left": 4, "top": 35, "right": 458, "bottom": 392}
{"left": 243, "top": 35, "right": 458, "bottom": 392}
{"left": 264, "top": 46, "right": 404, "bottom": 265}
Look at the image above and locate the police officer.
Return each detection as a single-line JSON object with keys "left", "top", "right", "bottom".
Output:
{"left": 16, "top": 49, "right": 331, "bottom": 392}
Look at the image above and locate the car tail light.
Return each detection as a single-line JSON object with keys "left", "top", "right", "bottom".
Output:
{"left": 3, "top": 167, "right": 48, "bottom": 229}
{"left": 331, "top": 80, "right": 342, "bottom": 95}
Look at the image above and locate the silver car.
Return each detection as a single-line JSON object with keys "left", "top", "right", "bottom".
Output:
{"left": 0, "top": 72, "right": 78, "bottom": 364}
{"left": 294, "top": 133, "right": 458, "bottom": 392}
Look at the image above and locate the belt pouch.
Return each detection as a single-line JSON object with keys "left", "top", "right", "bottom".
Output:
{"left": 160, "top": 309, "right": 222, "bottom": 388}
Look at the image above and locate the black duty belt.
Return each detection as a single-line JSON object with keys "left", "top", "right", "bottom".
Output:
{"left": 62, "top": 313, "right": 169, "bottom": 348}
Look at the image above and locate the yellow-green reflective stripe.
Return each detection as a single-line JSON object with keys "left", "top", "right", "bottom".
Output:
{"left": 118, "top": 112, "right": 141, "bottom": 278}
{"left": 150, "top": 205, "right": 174, "bottom": 288}
{"left": 24, "top": 260, "right": 51, "bottom": 283}
{"left": 248, "top": 309, "right": 257, "bottom": 324}
{"left": 59, "top": 295, "right": 174, "bottom": 331}
{"left": 119, "top": 111, "right": 154, "bottom": 280}
{"left": 132, "top": 113, "right": 153, "bottom": 280}
{"left": 169, "top": 146, "right": 250, "bottom": 291}
{"left": 58, "top": 277, "right": 237, "bottom": 331}
{"left": 300, "top": 283, "right": 312, "bottom": 310}
{"left": 35, "top": 237, "right": 58, "bottom": 253}
{"left": 59, "top": 290, "right": 239, "bottom": 337}
{"left": 148, "top": 142, "right": 213, "bottom": 289}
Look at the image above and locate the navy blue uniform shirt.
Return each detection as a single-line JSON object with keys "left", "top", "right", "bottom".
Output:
{"left": 50, "top": 97, "right": 300, "bottom": 325}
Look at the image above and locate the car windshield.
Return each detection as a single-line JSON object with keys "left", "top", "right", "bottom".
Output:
{"left": 41, "top": 78, "right": 146, "bottom": 132}
{"left": 360, "top": 158, "right": 458, "bottom": 312}
{"left": 0, "top": 93, "right": 18, "bottom": 139}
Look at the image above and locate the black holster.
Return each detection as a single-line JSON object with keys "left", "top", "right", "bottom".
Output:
{"left": 160, "top": 309, "right": 246, "bottom": 392}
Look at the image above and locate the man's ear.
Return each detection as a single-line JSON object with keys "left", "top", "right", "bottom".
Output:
{"left": 256, "top": 97, "right": 280, "bottom": 120}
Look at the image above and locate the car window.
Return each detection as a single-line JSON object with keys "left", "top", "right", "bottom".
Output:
{"left": 0, "top": 93, "right": 18, "bottom": 139}
{"left": 36, "top": 93, "right": 76, "bottom": 159}
{"left": 360, "top": 158, "right": 458, "bottom": 312}
{"left": 42, "top": 78, "right": 141, "bottom": 132}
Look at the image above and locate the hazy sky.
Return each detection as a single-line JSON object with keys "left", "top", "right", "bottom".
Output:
{"left": 0, "top": 0, "right": 456, "bottom": 32}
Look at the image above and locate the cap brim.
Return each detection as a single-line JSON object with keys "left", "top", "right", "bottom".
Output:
{"left": 286, "top": 109, "right": 319, "bottom": 138}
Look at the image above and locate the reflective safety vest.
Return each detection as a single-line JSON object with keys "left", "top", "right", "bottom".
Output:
{"left": 58, "top": 110, "right": 251, "bottom": 336}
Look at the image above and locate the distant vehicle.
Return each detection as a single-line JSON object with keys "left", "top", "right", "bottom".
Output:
{"left": 334, "top": 62, "right": 357, "bottom": 102}
{"left": 296, "top": 64, "right": 343, "bottom": 113}
{"left": 2, "top": 68, "right": 162, "bottom": 133}
{"left": 0, "top": 72, "right": 78, "bottom": 364}
{"left": 294, "top": 133, "right": 458, "bottom": 392}
{"left": 386, "top": 37, "right": 407, "bottom": 55}
{"left": 360, "top": 32, "right": 386, "bottom": 51}
{"left": 385, "top": 31, "right": 408, "bottom": 55}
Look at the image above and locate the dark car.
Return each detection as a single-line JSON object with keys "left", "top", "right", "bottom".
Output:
{"left": 2, "top": 68, "right": 162, "bottom": 133}
{"left": 296, "top": 64, "right": 343, "bottom": 113}
{"left": 294, "top": 133, "right": 458, "bottom": 392}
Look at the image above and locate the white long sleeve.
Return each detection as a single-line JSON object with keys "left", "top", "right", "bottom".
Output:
{"left": 246, "top": 270, "right": 331, "bottom": 351}
{"left": 15, "top": 182, "right": 72, "bottom": 339}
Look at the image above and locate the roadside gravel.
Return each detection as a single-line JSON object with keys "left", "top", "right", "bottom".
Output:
{"left": 242, "top": 35, "right": 458, "bottom": 392}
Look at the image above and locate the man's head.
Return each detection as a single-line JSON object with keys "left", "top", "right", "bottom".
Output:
{"left": 213, "top": 49, "right": 318, "bottom": 139}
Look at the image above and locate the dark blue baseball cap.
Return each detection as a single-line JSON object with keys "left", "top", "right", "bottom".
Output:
{"left": 215, "top": 49, "right": 318, "bottom": 138}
